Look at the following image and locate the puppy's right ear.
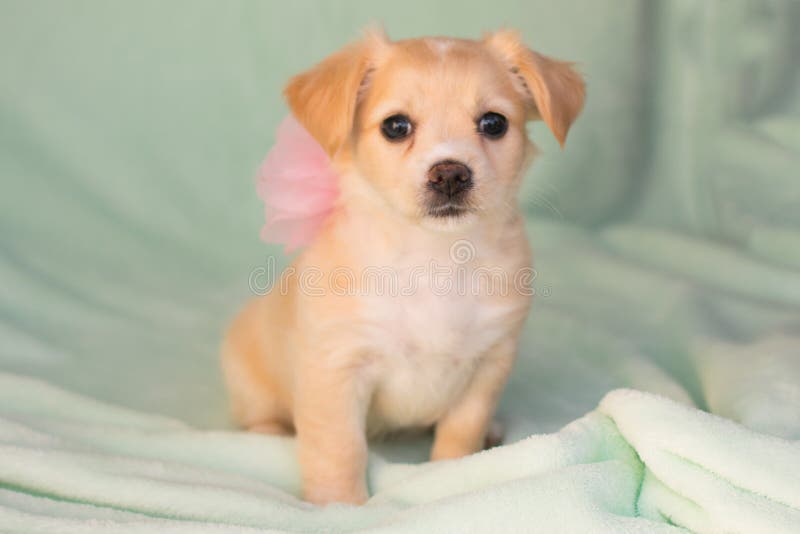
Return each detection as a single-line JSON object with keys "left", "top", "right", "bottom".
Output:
{"left": 284, "top": 29, "right": 388, "bottom": 157}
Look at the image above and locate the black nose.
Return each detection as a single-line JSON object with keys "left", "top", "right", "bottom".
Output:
{"left": 427, "top": 160, "right": 473, "bottom": 197}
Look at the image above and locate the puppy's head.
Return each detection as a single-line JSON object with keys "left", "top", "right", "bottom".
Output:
{"left": 285, "top": 29, "right": 585, "bottom": 229}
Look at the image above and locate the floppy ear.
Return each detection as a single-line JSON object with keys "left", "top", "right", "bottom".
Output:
{"left": 484, "top": 30, "right": 585, "bottom": 147}
{"left": 284, "top": 30, "right": 387, "bottom": 157}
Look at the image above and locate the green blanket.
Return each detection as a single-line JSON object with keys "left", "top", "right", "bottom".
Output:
{"left": 3, "top": 374, "right": 798, "bottom": 533}
{"left": 1, "top": 1, "right": 799, "bottom": 532}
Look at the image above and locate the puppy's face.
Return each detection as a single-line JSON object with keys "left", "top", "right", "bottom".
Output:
{"left": 352, "top": 39, "right": 529, "bottom": 227}
{"left": 285, "top": 30, "right": 585, "bottom": 229}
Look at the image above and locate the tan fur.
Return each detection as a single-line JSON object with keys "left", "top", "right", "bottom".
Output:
{"left": 222, "top": 28, "right": 585, "bottom": 505}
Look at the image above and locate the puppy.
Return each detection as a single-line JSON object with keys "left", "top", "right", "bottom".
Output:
{"left": 222, "top": 28, "right": 585, "bottom": 505}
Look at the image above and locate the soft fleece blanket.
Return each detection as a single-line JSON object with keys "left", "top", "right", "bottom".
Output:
{"left": 1, "top": 1, "right": 799, "bottom": 533}
{"left": 1, "top": 375, "right": 797, "bottom": 533}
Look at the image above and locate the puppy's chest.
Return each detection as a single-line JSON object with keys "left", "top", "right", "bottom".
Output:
{"left": 360, "top": 264, "right": 516, "bottom": 432}
{"left": 370, "top": 287, "right": 495, "bottom": 360}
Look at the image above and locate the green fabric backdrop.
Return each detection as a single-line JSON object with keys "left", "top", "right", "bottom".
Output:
{"left": 1, "top": 0, "right": 798, "bottom": 443}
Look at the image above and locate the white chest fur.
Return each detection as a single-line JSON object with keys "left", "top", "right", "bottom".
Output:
{"left": 359, "top": 251, "right": 524, "bottom": 435}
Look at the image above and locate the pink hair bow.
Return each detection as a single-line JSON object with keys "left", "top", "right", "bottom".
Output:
{"left": 256, "top": 116, "right": 340, "bottom": 252}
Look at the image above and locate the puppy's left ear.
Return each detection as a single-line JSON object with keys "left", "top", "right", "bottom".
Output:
{"left": 284, "top": 28, "right": 388, "bottom": 156}
{"left": 484, "top": 30, "right": 585, "bottom": 147}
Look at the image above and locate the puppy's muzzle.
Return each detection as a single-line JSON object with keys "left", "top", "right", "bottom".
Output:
{"left": 427, "top": 160, "right": 473, "bottom": 198}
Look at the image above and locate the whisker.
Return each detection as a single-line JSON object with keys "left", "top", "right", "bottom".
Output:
{"left": 528, "top": 189, "right": 563, "bottom": 220}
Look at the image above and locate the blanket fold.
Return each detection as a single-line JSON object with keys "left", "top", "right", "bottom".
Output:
{"left": 2, "top": 373, "right": 798, "bottom": 533}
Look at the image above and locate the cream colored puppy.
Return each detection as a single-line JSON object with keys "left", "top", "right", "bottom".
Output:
{"left": 222, "top": 29, "right": 584, "bottom": 505}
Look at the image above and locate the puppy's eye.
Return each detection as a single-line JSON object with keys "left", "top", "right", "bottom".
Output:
{"left": 381, "top": 114, "right": 413, "bottom": 141}
{"left": 477, "top": 112, "right": 508, "bottom": 139}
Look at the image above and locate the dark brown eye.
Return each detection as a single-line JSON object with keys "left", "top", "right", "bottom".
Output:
{"left": 381, "top": 114, "right": 413, "bottom": 141}
{"left": 477, "top": 112, "right": 508, "bottom": 139}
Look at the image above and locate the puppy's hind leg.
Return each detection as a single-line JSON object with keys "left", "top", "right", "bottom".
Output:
{"left": 221, "top": 301, "right": 291, "bottom": 435}
{"left": 222, "top": 339, "right": 291, "bottom": 434}
{"left": 248, "top": 421, "right": 293, "bottom": 436}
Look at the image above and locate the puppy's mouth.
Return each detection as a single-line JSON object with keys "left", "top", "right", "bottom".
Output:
{"left": 426, "top": 201, "right": 471, "bottom": 218}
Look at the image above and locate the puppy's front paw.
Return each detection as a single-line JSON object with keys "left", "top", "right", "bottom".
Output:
{"left": 304, "top": 482, "right": 368, "bottom": 506}
{"left": 431, "top": 419, "right": 506, "bottom": 461}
